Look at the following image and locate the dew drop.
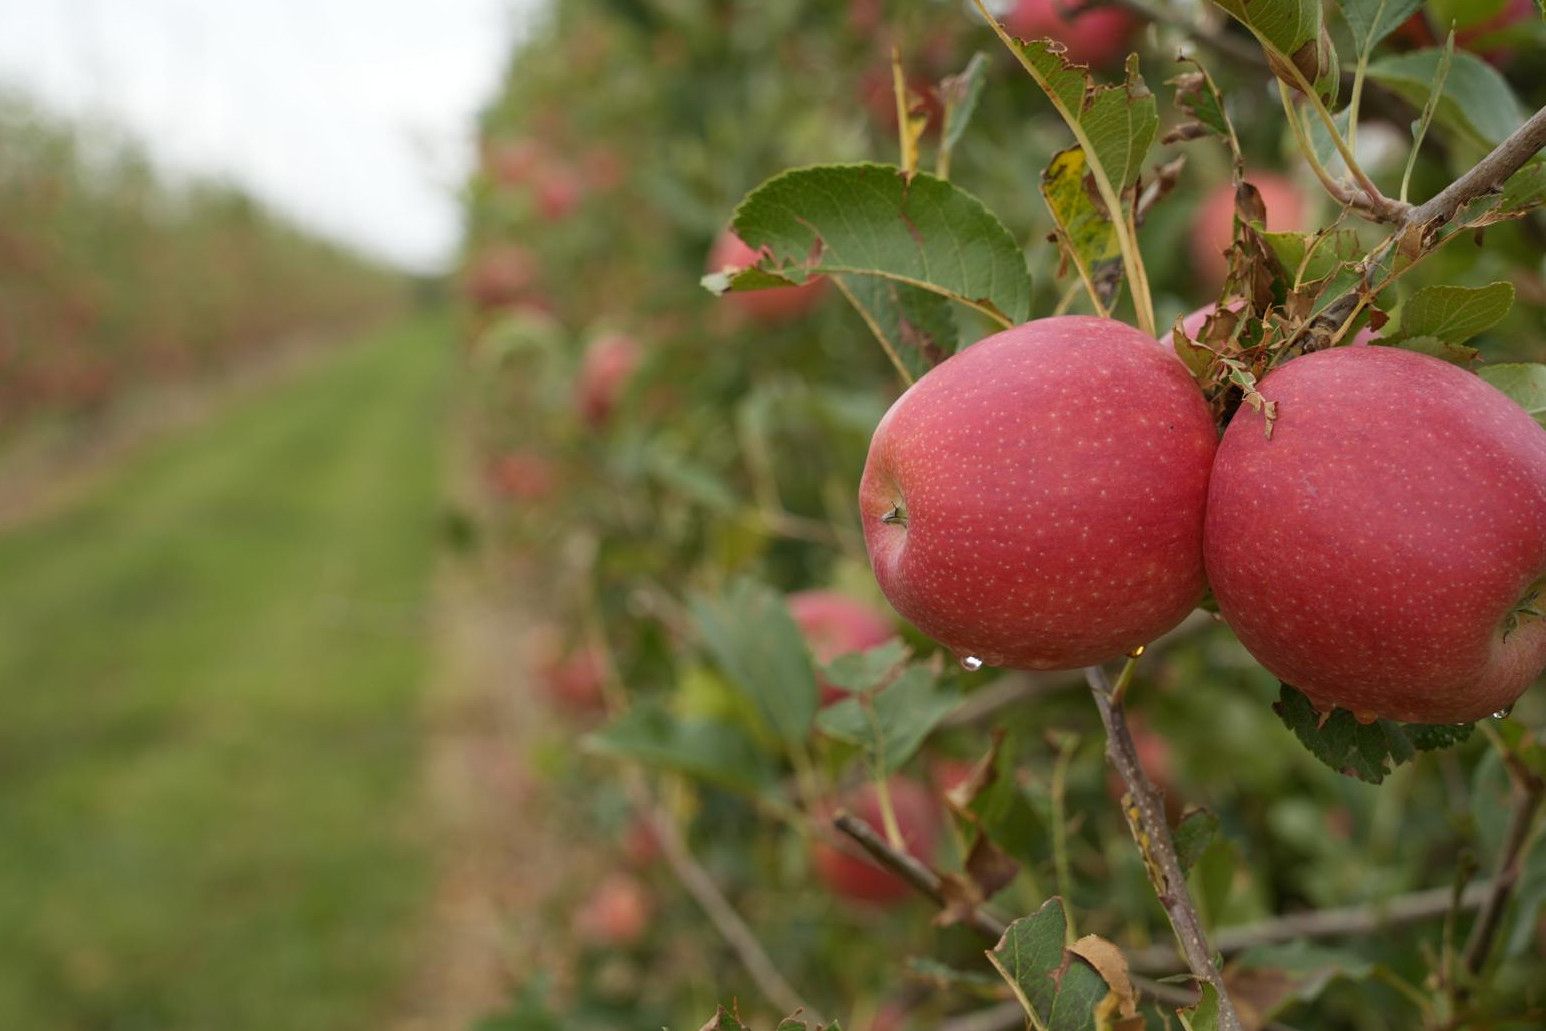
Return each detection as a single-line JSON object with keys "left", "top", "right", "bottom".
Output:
{"left": 960, "top": 655, "right": 984, "bottom": 672}
{"left": 1492, "top": 707, "right": 1513, "bottom": 720}
{"left": 1128, "top": 644, "right": 1146, "bottom": 658}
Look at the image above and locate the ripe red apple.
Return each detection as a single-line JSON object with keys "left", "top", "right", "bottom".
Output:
{"left": 575, "top": 333, "right": 642, "bottom": 429}
{"left": 574, "top": 872, "right": 651, "bottom": 947}
{"left": 1189, "top": 174, "right": 1309, "bottom": 289}
{"left": 622, "top": 815, "right": 661, "bottom": 869}
{"left": 787, "top": 589, "right": 897, "bottom": 705}
{"left": 463, "top": 244, "right": 537, "bottom": 311}
{"left": 856, "top": 61, "right": 945, "bottom": 136}
{"left": 535, "top": 166, "right": 583, "bottom": 221}
{"left": 1397, "top": 0, "right": 1536, "bottom": 62}
{"left": 1003, "top": 0, "right": 1140, "bottom": 68}
{"left": 811, "top": 777, "right": 940, "bottom": 905}
{"left": 859, "top": 316, "right": 1217, "bottom": 670}
{"left": 707, "top": 230, "right": 827, "bottom": 323}
{"left": 1206, "top": 346, "right": 1546, "bottom": 724}
{"left": 486, "top": 450, "right": 557, "bottom": 502}
{"left": 536, "top": 644, "right": 608, "bottom": 715}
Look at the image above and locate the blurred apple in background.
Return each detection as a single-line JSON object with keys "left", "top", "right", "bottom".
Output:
{"left": 574, "top": 872, "right": 652, "bottom": 947}
{"left": 787, "top": 589, "right": 897, "bottom": 705}
{"left": 811, "top": 777, "right": 940, "bottom": 905}
{"left": 486, "top": 450, "right": 557, "bottom": 502}
{"left": 1003, "top": 0, "right": 1140, "bottom": 67}
{"left": 463, "top": 244, "right": 538, "bottom": 312}
{"left": 1189, "top": 174, "right": 1309, "bottom": 288}
{"left": 575, "top": 333, "right": 643, "bottom": 429}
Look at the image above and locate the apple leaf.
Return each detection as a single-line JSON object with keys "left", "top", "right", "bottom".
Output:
{"left": 585, "top": 702, "right": 779, "bottom": 794}
{"left": 1041, "top": 145, "right": 1123, "bottom": 314}
{"left": 700, "top": 1005, "right": 752, "bottom": 1030}
{"left": 1178, "top": 984, "right": 1220, "bottom": 1031}
{"left": 905, "top": 955, "right": 1005, "bottom": 991}
{"left": 1260, "top": 229, "right": 1362, "bottom": 288}
{"left": 816, "top": 664, "right": 960, "bottom": 773}
{"left": 987, "top": 898, "right": 1137, "bottom": 1031}
{"left": 1367, "top": 49, "right": 1527, "bottom": 149}
{"left": 775, "top": 1019, "right": 843, "bottom": 1031}
{"left": 707, "top": 163, "right": 1032, "bottom": 328}
{"left": 1273, "top": 684, "right": 1476, "bottom": 784}
{"left": 835, "top": 273, "right": 958, "bottom": 378}
{"left": 1389, "top": 281, "right": 1513, "bottom": 346}
{"left": 1388, "top": 333, "right": 1479, "bottom": 364}
{"left": 1213, "top": 0, "right": 1338, "bottom": 101}
{"left": 1173, "top": 807, "right": 1222, "bottom": 876}
{"left": 1340, "top": 0, "right": 1424, "bottom": 54}
{"left": 969, "top": 735, "right": 1052, "bottom": 867}
{"left": 939, "top": 52, "right": 991, "bottom": 177}
{"left": 819, "top": 639, "right": 910, "bottom": 696}
{"left": 1226, "top": 942, "right": 1380, "bottom": 1019}
{"left": 1479, "top": 362, "right": 1546, "bottom": 427}
{"left": 1168, "top": 58, "right": 1236, "bottom": 150}
{"left": 691, "top": 578, "right": 819, "bottom": 748}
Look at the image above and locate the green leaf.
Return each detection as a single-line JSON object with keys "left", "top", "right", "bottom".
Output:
{"left": 701, "top": 1005, "right": 752, "bottom": 1030}
{"left": 708, "top": 163, "right": 1032, "bottom": 326}
{"left": 836, "top": 274, "right": 959, "bottom": 378}
{"left": 1367, "top": 49, "right": 1527, "bottom": 148}
{"left": 1173, "top": 808, "right": 1222, "bottom": 876}
{"left": 1187, "top": 838, "right": 1240, "bottom": 929}
{"left": 820, "top": 639, "right": 911, "bottom": 696}
{"left": 1391, "top": 281, "right": 1514, "bottom": 345}
{"left": 1272, "top": 684, "right": 1475, "bottom": 785}
{"left": 987, "top": 899, "right": 1119, "bottom": 1031}
{"left": 939, "top": 52, "right": 991, "bottom": 173}
{"left": 584, "top": 703, "right": 779, "bottom": 794}
{"left": 1178, "top": 984, "right": 1220, "bottom": 1031}
{"left": 1230, "top": 942, "right": 1380, "bottom": 1016}
{"left": 1214, "top": 0, "right": 1338, "bottom": 101}
{"left": 905, "top": 955, "right": 1006, "bottom": 991}
{"left": 691, "top": 578, "right": 819, "bottom": 748}
{"left": 1388, "top": 333, "right": 1479, "bottom": 364}
{"left": 1261, "top": 229, "right": 1362, "bottom": 287}
{"left": 1340, "top": 0, "right": 1425, "bottom": 54}
{"left": 970, "top": 736, "right": 1051, "bottom": 867}
{"left": 1479, "top": 363, "right": 1546, "bottom": 426}
{"left": 816, "top": 665, "right": 960, "bottom": 773}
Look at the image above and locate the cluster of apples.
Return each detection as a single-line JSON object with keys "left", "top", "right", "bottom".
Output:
{"left": 857, "top": 314, "right": 1546, "bottom": 726}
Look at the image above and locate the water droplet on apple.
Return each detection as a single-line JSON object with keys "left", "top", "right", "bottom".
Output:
{"left": 960, "top": 655, "right": 983, "bottom": 672}
{"left": 1492, "top": 707, "right": 1512, "bottom": 719}
{"left": 1128, "top": 644, "right": 1146, "bottom": 658}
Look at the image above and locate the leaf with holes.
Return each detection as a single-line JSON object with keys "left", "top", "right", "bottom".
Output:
{"left": 988, "top": 898, "right": 1134, "bottom": 1031}
{"left": 1273, "top": 684, "right": 1475, "bottom": 784}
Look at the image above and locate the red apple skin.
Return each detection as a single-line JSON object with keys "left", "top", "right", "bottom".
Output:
{"left": 708, "top": 230, "right": 827, "bottom": 323}
{"left": 787, "top": 590, "right": 897, "bottom": 705}
{"left": 538, "top": 646, "right": 608, "bottom": 715}
{"left": 1206, "top": 347, "right": 1546, "bottom": 724}
{"left": 1004, "top": 0, "right": 1140, "bottom": 68}
{"left": 575, "top": 333, "right": 642, "bottom": 429}
{"left": 859, "top": 316, "right": 1217, "bottom": 670}
{"left": 1189, "top": 174, "right": 1309, "bottom": 289}
{"left": 535, "top": 168, "right": 583, "bottom": 221}
{"left": 574, "top": 872, "right": 651, "bottom": 947}
{"left": 463, "top": 244, "right": 536, "bottom": 311}
{"left": 812, "top": 778, "right": 940, "bottom": 905}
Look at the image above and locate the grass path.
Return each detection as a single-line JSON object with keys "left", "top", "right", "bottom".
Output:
{"left": 0, "top": 317, "right": 452, "bottom": 1030}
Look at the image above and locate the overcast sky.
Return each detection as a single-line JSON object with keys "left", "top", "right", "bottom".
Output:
{"left": 0, "top": 0, "right": 541, "bottom": 272}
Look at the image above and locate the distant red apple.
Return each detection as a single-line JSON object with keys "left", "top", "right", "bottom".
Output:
{"left": 486, "top": 450, "right": 557, "bottom": 502}
{"left": 859, "top": 316, "right": 1216, "bottom": 670}
{"left": 622, "top": 816, "right": 661, "bottom": 869}
{"left": 1003, "top": 0, "right": 1140, "bottom": 68}
{"left": 856, "top": 61, "right": 944, "bottom": 136}
{"left": 707, "top": 230, "right": 827, "bottom": 323}
{"left": 463, "top": 244, "right": 537, "bottom": 311}
{"left": 574, "top": 872, "right": 651, "bottom": 947}
{"left": 928, "top": 756, "right": 978, "bottom": 797}
{"left": 575, "top": 333, "right": 642, "bottom": 429}
{"left": 787, "top": 590, "right": 897, "bottom": 705}
{"left": 537, "top": 644, "right": 608, "bottom": 715}
{"left": 1189, "top": 174, "right": 1309, "bottom": 289}
{"left": 535, "top": 167, "right": 583, "bottom": 220}
{"left": 483, "top": 136, "right": 545, "bottom": 189}
{"left": 1206, "top": 347, "right": 1546, "bottom": 723}
{"left": 812, "top": 777, "right": 940, "bottom": 905}
{"left": 1397, "top": 0, "right": 1536, "bottom": 62}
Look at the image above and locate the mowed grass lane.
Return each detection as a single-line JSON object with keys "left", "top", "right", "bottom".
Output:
{"left": 0, "top": 318, "right": 450, "bottom": 1029}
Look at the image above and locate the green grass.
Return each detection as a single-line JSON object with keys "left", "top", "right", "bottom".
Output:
{"left": 0, "top": 317, "right": 451, "bottom": 1030}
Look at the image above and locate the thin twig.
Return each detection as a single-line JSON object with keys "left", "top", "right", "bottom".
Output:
{"left": 1085, "top": 665, "right": 1245, "bottom": 1031}
{"left": 1125, "top": 879, "right": 1497, "bottom": 973}
{"left": 1458, "top": 756, "right": 1545, "bottom": 987}
{"left": 638, "top": 786, "right": 813, "bottom": 1019}
{"left": 832, "top": 812, "right": 1214, "bottom": 1015}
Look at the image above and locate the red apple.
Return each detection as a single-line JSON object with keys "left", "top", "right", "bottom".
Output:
{"left": 1399, "top": 0, "right": 1537, "bottom": 62}
{"left": 1206, "top": 346, "right": 1546, "bottom": 724}
{"left": 787, "top": 589, "right": 897, "bottom": 705}
{"left": 1189, "top": 174, "right": 1309, "bottom": 289}
{"left": 812, "top": 777, "right": 940, "bottom": 905}
{"left": 535, "top": 166, "right": 583, "bottom": 221}
{"left": 463, "top": 244, "right": 537, "bottom": 311}
{"left": 483, "top": 136, "right": 545, "bottom": 189}
{"left": 486, "top": 450, "right": 557, "bottom": 502}
{"left": 574, "top": 872, "right": 651, "bottom": 947}
{"left": 707, "top": 230, "right": 827, "bottom": 323}
{"left": 856, "top": 61, "right": 945, "bottom": 136}
{"left": 575, "top": 333, "right": 642, "bottom": 429}
{"left": 1003, "top": 0, "right": 1140, "bottom": 68}
{"left": 537, "top": 645, "right": 609, "bottom": 715}
{"left": 859, "top": 316, "right": 1217, "bottom": 670}
{"left": 622, "top": 816, "right": 662, "bottom": 868}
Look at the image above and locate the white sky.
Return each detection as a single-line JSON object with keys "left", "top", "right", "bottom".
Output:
{"left": 0, "top": 0, "right": 541, "bottom": 272}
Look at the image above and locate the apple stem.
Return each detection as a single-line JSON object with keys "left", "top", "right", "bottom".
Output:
{"left": 1084, "top": 664, "right": 1246, "bottom": 1031}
